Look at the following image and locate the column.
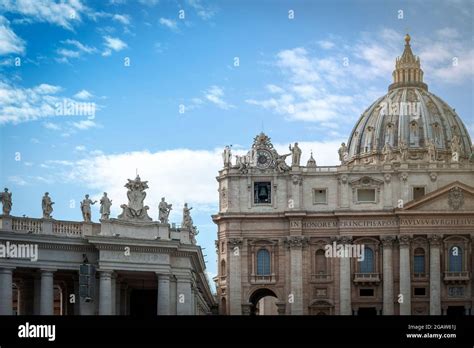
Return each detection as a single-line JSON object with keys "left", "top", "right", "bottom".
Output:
{"left": 40, "top": 269, "right": 55, "bottom": 315}
{"left": 276, "top": 301, "right": 286, "bottom": 315}
{"left": 228, "top": 239, "right": 242, "bottom": 315}
{"left": 33, "top": 275, "right": 40, "bottom": 315}
{"left": 120, "top": 283, "right": 128, "bottom": 315}
{"left": 157, "top": 274, "right": 170, "bottom": 315}
{"left": 20, "top": 280, "right": 35, "bottom": 315}
{"left": 339, "top": 236, "right": 352, "bottom": 315}
{"left": 399, "top": 236, "right": 411, "bottom": 315}
{"left": 170, "top": 276, "right": 177, "bottom": 315}
{"left": 382, "top": 236, "right": 395, "bottom": 315}
{"left": 287, "top": 236, "right": 305, "bottom": 315}
{"left": 115, "top": 278, "right": 121, "bottom": 315}
{"left": 0, "top": 268, "right": 14, "bottom": 315}
{"left": 176, "top": 275, "right": 193, "bottom": 315}
{"left": 99, "top": 271, "right": 113, "bottom": 315}
{"left": 110, "top": 274, "right": 116, "bottom": 315}
{"left": 73, "top": 277, "right": 80, "bottom": 315}
{"left": 429, "top": 234, "right": 442, "bottom": 315}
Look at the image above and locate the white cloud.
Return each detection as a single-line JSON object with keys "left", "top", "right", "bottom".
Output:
{"left": 317, "top": 40, "right": 335, "bottom": 50}
{"left": 0, "top": 81, "right": 99, "bottom": 125}
{"left": 63, "top": 39, "right": 96, "bottom": 54}
{"left": 204, "top": 85, "right": 234, "bottom": 110}
{"left": 159, "top": 18, "right": 178, "bottom": 31}
{"left": 75, "top": 145, "right": 86, "bottom": 151}
{"left": 72, "top": 119, "right": 99, "bottom": 130}
{"left": 8, "top": 175, "right": 27, "bottom": 186}
{"left": 187, "top": 0, "right": 216, "bottom": 20}
{"left": 266, "top": 84, "right": 284, "bottom": 94}
{"left": 0, "top": 16, "right": 25, "bottom": 55}
{"left": 34, "top": 84, "right": 62, "bottom": 94}
{"left": 276, "top": 47, "right": 320, "bottom": 84}
{"left": 0, "top": 0, "right": 87, "bottom": 30}
{"left": 43, "top": 122, "right": 61, "bottom": 130}
{"left": 56, "top": 39, "right": 97, "bottom": 63}
{"left": 113, "top": 14, "right": 130, "bottom": 25}
{"left": 102, "top": 36, "right": 127, "bottom": 56}
{"left": 74, "top": 89, "right": 94, "bottom": 100}
{"left": 138, "top": 0, "right": 159, "bottom": 6}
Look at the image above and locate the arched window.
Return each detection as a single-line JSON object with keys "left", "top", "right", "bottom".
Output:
{"left": 221, "top": 297, "right": 227, "bottom": 315}
{"left": 360, "top": 247, "right": 374, "bottom": 273}
{"left": 315, "top": 249, "right": 326, "bottom": 274}
{"left": 257, "top": 249, "right": 271, "bottom": 275}
{"left": 449, "top": 246, "right": 463, "bottom": 272}
{"left": 414, "top": 248, "right": 425, "bottom": 274}
{"left": 220, "top": 260, "right": 226, "bottom": 276}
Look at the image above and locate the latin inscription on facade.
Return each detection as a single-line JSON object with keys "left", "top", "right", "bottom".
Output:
{"left": 400, "top": 218, "right": 474, "bottom": 226}
{"left": 291, "top": 218, "right": 474, "bottom": 230}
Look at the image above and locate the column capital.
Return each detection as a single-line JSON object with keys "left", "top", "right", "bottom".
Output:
{"left": 285, "top": 236, "right": 309, "bottom": 249}
{"left": 227, "top": 238, "right": 243, "bottom": 247}
{"left": 156, "top": 273, "right": 171, "bottom": 281}
{"left": 398, "top": 235, "right": 412, "bottom": 246}
{"left": 0, "top": 267, "right": 15, "bottom": 273}
{"left": 98, "top": 270, "right": 113, "bottom": 278}
{"left": 336, "top": 235, "right": 353, "bottom": 245}
{"left": 428, "top": 234, "right": 442, "bottom": 247}
{"left": 40, "top": 269, "right": 56, "bottom": 275}
{"left": 381, "top": 235, "right": 396, "bottom": 247}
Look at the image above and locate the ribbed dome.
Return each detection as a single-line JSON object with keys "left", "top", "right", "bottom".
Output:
{"left": 346, "top": 34, "right": 473, "bottom": 165}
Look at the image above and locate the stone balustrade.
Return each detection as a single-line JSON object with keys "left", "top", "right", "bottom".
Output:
{"left": 52, "top": 221, "right": 83, "bottom": 237}
{"left": 1, "top": 216, "right": 101, "bottom": 238}
{"left": 11, "top": 217, "right": 43, "bottom": 233}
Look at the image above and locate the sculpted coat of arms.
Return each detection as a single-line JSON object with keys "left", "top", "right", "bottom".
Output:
{"left": 118, "top": 175, "right": 152, "bottom": 221}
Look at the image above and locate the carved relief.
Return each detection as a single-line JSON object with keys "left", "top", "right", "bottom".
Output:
{"left": 448, "top": 187, "right": 464, "bottom": 210}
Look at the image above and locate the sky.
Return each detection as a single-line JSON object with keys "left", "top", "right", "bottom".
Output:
{"left": 0, "top": 0, "right": 473, "bottom": 289}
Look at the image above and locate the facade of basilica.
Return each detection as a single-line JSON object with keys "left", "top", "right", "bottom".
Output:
{"left": 213, "top": 35, "right": 474, "bottom": 315}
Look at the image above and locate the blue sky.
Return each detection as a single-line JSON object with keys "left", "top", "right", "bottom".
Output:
{"left": 0, "top": 0, "right": 473, "bottom": 286}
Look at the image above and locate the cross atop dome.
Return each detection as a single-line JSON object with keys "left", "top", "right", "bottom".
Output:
{"left": 389, "top": 34, "right": 428, "bottom": 91}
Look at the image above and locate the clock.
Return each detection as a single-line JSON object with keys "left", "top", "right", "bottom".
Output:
{"left": 256, "top": 149, "right": 273, "bottom": 169}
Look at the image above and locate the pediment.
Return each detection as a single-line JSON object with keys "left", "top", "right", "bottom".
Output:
{"left": 349, "top": 176, "right": 384, "bottom": 187}
{"left": 398, "top": 181, "right": 474, "bottom": 212}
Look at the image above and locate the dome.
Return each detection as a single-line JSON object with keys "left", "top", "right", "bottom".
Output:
{"left": 346, "top": 34, "right": 473, "bottom": 165}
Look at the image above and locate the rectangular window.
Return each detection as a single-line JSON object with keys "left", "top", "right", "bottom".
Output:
{"left": 313, "top": 189, "right": 327, "bottom": 204}
{"left": 357, "top": 189, "right": 376, "bottom": 203}
{"left": 414, "top": 287, "right": 426, "bottom": 296}
{"left": 413, "top": 186, "right": 425, "bottom": 200}
{"left": 448, "top": 286, "right": 464, "bottom": 297}
{"left": 414, "top": 255, "right": 425, "bottom": 274}
{"left": 359, "top": 288, "right": 374, "bottom": 297}
{"left": 254, "top": 182, "right": 271, "bottom": 204}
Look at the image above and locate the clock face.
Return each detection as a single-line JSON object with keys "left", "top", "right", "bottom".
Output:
{"left": 256, "top": 150, "right": 273, "bottom": 168}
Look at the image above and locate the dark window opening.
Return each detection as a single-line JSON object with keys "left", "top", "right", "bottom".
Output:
{"left": 414, "top": 287, "right": 426, "bottom": 296}
{"left": 359, "top": 288, "right": 374, "bottom": 297}
{"left": 254, "top": 182, "right": 271, "bottom": 204}
{"left": 413, "top": 187, "right": 425, "bottom": 200}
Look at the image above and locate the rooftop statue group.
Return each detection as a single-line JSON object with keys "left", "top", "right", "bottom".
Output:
{"left": 222, "top": 140, "right": 306, "bottom": 172}
{"left": 1, "top": 175, "right": 196, "bottom": 232}
{"left": 222, "top": 134, "right": 473, "bottom": 170}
